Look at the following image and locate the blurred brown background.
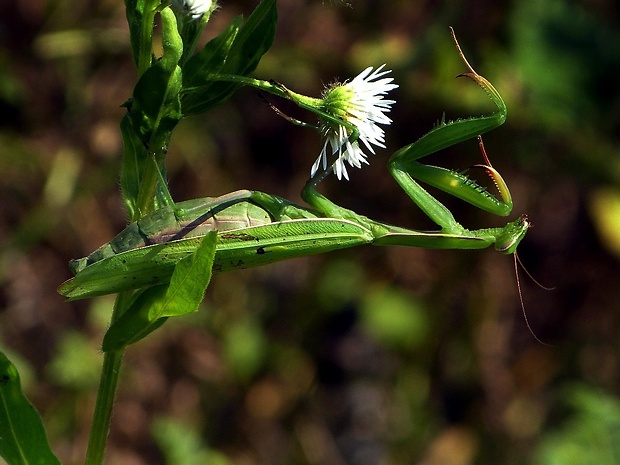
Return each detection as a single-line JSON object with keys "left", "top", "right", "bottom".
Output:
{"left": 1, "top": 0, "right": 620, "bottom": 464}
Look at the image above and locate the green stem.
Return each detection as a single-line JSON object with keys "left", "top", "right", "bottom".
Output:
{"left": 84, "top": 290, "right": 134, "bottom": 465}
{"left": 199, "top": 75, "right": 361, "bottom": 143}
{"left": 86, "top": 119, "right": 166, "bottom": 465}
{"left": 84, "top": 349, "right": 123, "bottom": 465}
{"left": 196, "top": 74, "right": 322, "bottom": 109}
{"left": 83, "top": 3, "right": 165, "bottom": 464}
{"left": 84, "top": 157, "right": 169, "bottom": 463}
{"left": 85, "top": 116, "right": 170, "bottom": 465}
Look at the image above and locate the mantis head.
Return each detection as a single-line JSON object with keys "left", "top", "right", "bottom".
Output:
{"left": 495, "top": 214, "right": 531, "bottom": 254}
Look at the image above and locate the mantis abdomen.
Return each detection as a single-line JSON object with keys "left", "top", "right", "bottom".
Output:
{"left": 69, "top": 191, "right": 275, "bottom": 274}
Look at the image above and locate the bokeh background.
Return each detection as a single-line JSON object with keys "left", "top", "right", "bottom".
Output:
{"left": 2, "top": 0, "right": 620, "bottom": 464}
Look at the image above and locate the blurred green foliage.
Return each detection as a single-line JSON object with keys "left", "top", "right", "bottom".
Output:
{"left": 152, "top": 416, "right": 230, "bottom": 465}
{"left": 1, "top": 0, "right": 619, "bottom": 464}
{"left": 535, "top": 385, "right": 620, "bottom": 465}
{"left": 46, "top": 331, "right": 101, "bottom": 390}
{"left": 360, "top": 286, "right": 429, "bottom": 351}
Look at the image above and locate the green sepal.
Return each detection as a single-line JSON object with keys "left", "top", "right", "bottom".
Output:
{"left": 128, "top": 7, "right": 183, "bottom": 151}
{"left": 0, "top": 351, "right": 62, "bottom": 465}
{"left": 102, "top": 231, "right": 217, "bottom": 351}
{"left": 181, "top": 0, "right": 277, "bottom": 115}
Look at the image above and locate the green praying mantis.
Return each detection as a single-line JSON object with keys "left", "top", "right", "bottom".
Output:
{"left": 58, "top": 31, "right": 529, "bottom": 301}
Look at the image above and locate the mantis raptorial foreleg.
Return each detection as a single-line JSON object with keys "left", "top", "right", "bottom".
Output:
{"left": 301, "top": 28, "right": 526, "bottom": 253}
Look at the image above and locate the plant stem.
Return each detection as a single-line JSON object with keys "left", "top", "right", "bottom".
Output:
{"left": 83, "top": 3, "right": 165, "bottom": 464}
{"left": 84, "top": 290, "right": 133, "bottom": 465}
{"left": 202, "top": 74, "right": 322, "bottom": 109}
{"left": 84, "top": 349, "right": 123, "bottom": 465}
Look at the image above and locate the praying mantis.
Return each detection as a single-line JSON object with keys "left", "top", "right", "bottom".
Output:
{"left": 58, "top": 31, "right": 529, "bottom": 301}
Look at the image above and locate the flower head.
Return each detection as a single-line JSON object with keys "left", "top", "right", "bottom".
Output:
{"left": 171, "top": 0, "right": 215, "bottom": 19}
{"left": 312, "top": 65, "right": 398, "bottom": 180}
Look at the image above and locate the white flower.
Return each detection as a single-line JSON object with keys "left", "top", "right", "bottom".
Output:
{"left": 171, "top": 0, "right": 214, "bottom": 19}
{"left": 311, "top": 65, "right": 398, "bottom": 180}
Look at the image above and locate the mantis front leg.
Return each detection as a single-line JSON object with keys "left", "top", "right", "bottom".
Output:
{"left": 302, "top": 28, "right": 528, "bottom": 253}
{"left": 388, "top": 29, "right": 510, "bottom": 232}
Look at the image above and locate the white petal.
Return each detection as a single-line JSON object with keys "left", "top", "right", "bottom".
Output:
{"left": 314, "top": 65, "right": 398, "bottom": 181}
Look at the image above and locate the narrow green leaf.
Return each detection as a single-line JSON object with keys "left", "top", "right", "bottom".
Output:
{"left": 129, "top": 64, "right": 181, "bottom": 144}
{"left": 222, "top": 0, "right": 277, "bottom": 74}
{"left": 157, "top": 230, "right": 217, "bottom": 317}
{"left": 124, "top": 0, "right": 147, "bottom": 67}
{"left": 0, "top": 352, "right": 61, "bottom": 465}
{"left": 181, "top": 0, "right": 277, "bottom": 114}
{"left": 102, "top": 286, "right": 169, "bottom": 351}
{"left": 124, "top": 0, "right": 160, "bottom": 70}
{"left": 124, "top": 0, "right": 141, "bottom": 66}
{"left": 101, "top": 232, "right": 217, "bottom": 351}
{"left": 128, "top": 7, "right": 183, "bottom": 149}
{"left": 181, "top": 17, "right": 240, "bottom": 93}
{"left": 176, "top": 8, "right": 211, "bottom": 67}
{"left": 119, "top": 113, "right": 149, "bottom": 219}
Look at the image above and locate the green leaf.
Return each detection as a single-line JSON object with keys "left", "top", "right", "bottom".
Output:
{"left": 102, "top": 231, "right": 217, "bottom": 351}
{"left": 174, "top": 5, "right": 213, "bottom": 67}
{"left": 119, "top": 113, "right": 149, "bottom": 219}
{"left": 181, "top": 0, "right": 277, "bottom": 114}
{"left": 158, "top": 230, "right": 218, "bottom": 317}
{"left": 124, "top": 0, "right": 160, "bottom": 69}
{"left": 0, "top": 351, "right": 61, "bottom": 465}
{"left": 131, "top": 64, "right": 183, "bottom": 149}
{"left": 128, "top": 7, "right": 183, "bottom": 150}
{"left": 101, "top": 285, "right": 169, "bottom": 351}
{"left": 182, "top": 17, "right": 240, "bottom": 100}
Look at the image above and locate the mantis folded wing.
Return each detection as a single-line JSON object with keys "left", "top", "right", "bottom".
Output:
{"left": 58, "top": 30, "right": 529, "bottom": 300}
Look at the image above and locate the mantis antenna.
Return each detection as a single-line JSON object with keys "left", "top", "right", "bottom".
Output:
{"left": 474, "top": 135, "right": 551, "bottom": 345}
{"left": 514, "top": 252, "right": 555, "bottom": 346}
